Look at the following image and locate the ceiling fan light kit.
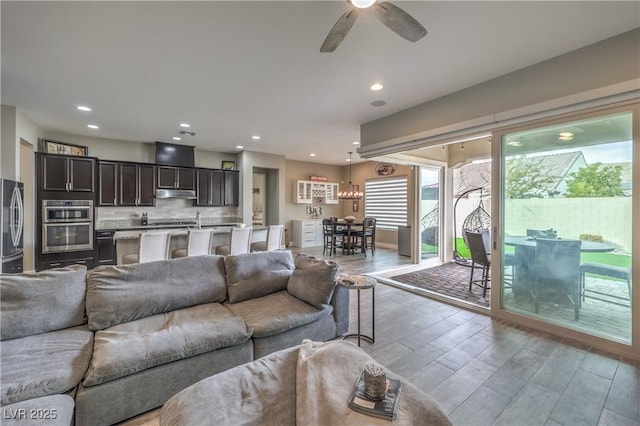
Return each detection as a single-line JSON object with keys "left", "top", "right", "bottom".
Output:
{"left": 320, "top": 0, "right": 427, "bottom": 53}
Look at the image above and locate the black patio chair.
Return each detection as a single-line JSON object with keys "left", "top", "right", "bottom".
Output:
{"left": 466, "top": 231, "right": 491, "bottom": 298}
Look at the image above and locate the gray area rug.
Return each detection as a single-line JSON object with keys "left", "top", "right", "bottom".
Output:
{"left": 391, "top": 262, "right": 490, "bottom": 308}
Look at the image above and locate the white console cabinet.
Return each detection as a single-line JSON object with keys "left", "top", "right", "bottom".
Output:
{"left": 292, "top": 219, "right": 324, "bottom": 247}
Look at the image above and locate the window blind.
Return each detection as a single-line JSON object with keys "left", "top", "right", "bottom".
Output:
{"left": 365, "top": 177, "right": 408, "bottom": 229}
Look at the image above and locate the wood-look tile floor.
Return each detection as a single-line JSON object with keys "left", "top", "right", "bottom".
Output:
{"left": 120, "top": 247, "right": 639, "bottom": 426}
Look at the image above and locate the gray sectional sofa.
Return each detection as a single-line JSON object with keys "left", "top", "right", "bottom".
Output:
{"left": 0, "top": 250, "right": 349, "bottom": 426}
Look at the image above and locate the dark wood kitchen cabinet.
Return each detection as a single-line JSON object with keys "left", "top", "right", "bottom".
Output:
{"left": 98, "top": 161, "right": 118, "bottom": 206}
{"left": 194, "top": 169, "right": 224, "bottom": 206}
{"left": 224, "top": 170, "right": 239, "bottom": 206}
{"left": 157, "top": 166, "right": 195, "bottom": 190}
{"left": 95, "top": 230, "right": 116, "bottom": 266}
{"left": 40, "top": 153, "right": 95, "bottom": 192}
{"left": 119, "top": 163, "right": 155, "bottom": 206}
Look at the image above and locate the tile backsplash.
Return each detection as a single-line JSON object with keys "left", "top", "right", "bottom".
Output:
{"left": 96, "top": 198, "right": 241, "bottom": 226}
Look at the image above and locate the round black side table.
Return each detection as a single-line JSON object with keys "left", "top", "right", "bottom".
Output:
{"left": 337, "top": 274, "right": 376, "bottom": 347}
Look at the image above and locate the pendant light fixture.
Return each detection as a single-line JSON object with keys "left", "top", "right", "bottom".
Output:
{"left": 338, "top": 152, "right": 363, "bottom": 200}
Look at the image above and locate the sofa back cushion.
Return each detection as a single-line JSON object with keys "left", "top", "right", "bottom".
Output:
{"left": 86, "top": 255, "right": 227, "bottom": 330}
{"left": 1, "top": 265, "right": 87, "bottom": 340}
{"left": 287, "top": 254, "right": 338, "bottom": 309}
{"left": 225, "top": 250, "right": 295, "bottom": 303}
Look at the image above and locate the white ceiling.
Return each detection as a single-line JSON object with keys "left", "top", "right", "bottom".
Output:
{"left": 2, "top": 1, "right": 639, "bottom": 165}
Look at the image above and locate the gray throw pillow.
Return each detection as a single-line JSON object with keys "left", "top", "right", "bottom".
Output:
{"left": 1, "top": 265, "right": 87, "bottom": 340}
{"left": 225, "top": 251, "right": 295, "bottom": 303}
{"left": 287, "top": 254, "right": 338, "bottom": 309}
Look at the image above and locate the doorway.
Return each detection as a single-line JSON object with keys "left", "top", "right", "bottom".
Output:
{"left": 252, "top": 167, "right": 279, "bottom": 226}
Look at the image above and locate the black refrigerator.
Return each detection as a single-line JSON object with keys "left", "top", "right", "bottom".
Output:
{"left": 1, "top": 179, "right": 24, "bottom": 273}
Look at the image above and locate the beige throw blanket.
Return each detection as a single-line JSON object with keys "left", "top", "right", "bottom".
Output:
{"left": 296, "top": 339, "right": 451, "bottom": 426}
{"left": 161, "top": 340, "right": 451, "bottom": 425}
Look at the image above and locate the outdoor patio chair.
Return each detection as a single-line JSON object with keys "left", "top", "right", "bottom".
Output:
{"left": 533, "top": 238, "right": 582, "bottom": 320}
{"left": 580, "top": 262, "right": 631, "bottom": 308}
{"left": 466, "top": 231, "right": 491, "bottom": 298}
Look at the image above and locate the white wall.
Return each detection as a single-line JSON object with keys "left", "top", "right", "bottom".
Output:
{"left": 360, "top": 28, "right": 640, "bottom": 152}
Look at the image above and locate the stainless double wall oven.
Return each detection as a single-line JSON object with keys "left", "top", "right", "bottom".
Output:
{"left": 41, "top": 199, "right": 94, "bottom": 253}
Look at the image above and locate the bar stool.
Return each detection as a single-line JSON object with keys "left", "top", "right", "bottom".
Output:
{"left": 215, "top": 227, "right": 252, "bottom": 255}
{"left": 122, "top": 231, "right": 171, "bottom": 264}
{"left": 172, "top": 229, "right": 213, "bottom": 258}
{"left": 250, "top": 225, "right": 283, "bottom": 252}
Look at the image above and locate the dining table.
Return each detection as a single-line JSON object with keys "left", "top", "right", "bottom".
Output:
{"left": 333, "top": 220, "right": 364, "bottom": 255}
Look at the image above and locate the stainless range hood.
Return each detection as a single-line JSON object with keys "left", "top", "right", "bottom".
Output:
{"left": 155, "top": 189, "right": 197, "bottom": 199}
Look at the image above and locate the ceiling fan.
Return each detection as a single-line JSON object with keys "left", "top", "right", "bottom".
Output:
{"left": 320, "top": 0, "right": 427, "bottom": 53}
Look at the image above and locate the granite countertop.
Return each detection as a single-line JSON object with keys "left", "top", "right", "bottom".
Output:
{"left": 113, "top": 227, "right": 237, "bottom": 240}
{"left": 96, "top": 219, "right": 243, "bottom": 231}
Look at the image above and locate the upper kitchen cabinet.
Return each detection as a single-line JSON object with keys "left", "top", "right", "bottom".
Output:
{"left": 98, "top": 161, "right": 118, "bottom": 206}
{"left": 293, "top": 180, "right": 339, "bottom": 204}
{"left": 157, "top": 166, "right": 195, "bottom": 190}
{"left": 194, "top": 169, "right": 224, "bottom": 206}
{"left": 224, "top": 170, "right": 239, "bottom": 206}
{"left": 40, "top": 153, "right": 95, "bottom": 192}
{"left": 119, "top": 163, "right": 155, "bottom": 206}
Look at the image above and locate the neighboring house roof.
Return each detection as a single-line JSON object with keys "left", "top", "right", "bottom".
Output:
{"left": 453, "top": 151, "right": 586, "bottom": 197}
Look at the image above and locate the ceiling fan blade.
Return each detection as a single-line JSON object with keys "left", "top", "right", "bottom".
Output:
{"left": 320, "top": 8, "right": 358, "bottom": 53}
{"left": 374, "top": 1, "right": 427, "bottom": 42}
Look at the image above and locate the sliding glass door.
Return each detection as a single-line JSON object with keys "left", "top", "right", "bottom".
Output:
{"left": 419, "top": 166, "right": 442, "bottom": 261}
{"left": 497, "top": 109, "right": 634, "bottom": 343}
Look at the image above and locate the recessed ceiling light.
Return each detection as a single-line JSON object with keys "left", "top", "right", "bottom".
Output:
{"left": 371, "top": 100, "right": 386, "bottom": 107}
{"left": 87, "top": 124, "right": 99, "bottom": 129}
{"left": 172, "top": 137, "right": 181, "bottom": 141}
{"left": 252, "top": 135, "right": 261, "bottom": 140}
{"left": 77, "top": 105, "right": 91, "bottom": 112}
{"left": 370, "top": 83, "right": 384, "bottom": 91}
{"left": 179, "top": 123, "right": 190, "bottom": 128}
{"left": 353, "top": 141, "right": 360, "bottom": 145}
{"left": 310, "top": 153, "right": 316, "bottom": 157}
{"left": 236, "top": 145, "right": 244, "bottom": 149}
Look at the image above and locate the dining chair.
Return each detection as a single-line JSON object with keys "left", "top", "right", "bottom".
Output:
{"left": 466, "top": 231, "right": 491, "bottom": 298}
{"left": 122, "top": 231, "right": 171, "bottom": 264}
{"left": 250, "top": 225, "right": 284, "bottom": 252}
{"left": 355, "top": 217, "right": 376, "bottom": 257}
{"left": 533, "top": 238, "right": 582, "bottom": 320}
{"left": 322, "top": 219, "right": 342, "bottom": 256}
{"left": 215, "top": 227, "right": 252, "bottom": 255}
{"left": 172, "top": 229, "right": 213, "bottom": 258}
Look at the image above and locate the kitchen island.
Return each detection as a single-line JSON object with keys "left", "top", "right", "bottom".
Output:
{"left": 111, "top": 224, "right": 267, "bottom": 264}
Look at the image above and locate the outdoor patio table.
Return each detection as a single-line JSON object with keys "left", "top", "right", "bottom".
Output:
{"left": 504, "top": 236, "right": 616, "bottom": 303}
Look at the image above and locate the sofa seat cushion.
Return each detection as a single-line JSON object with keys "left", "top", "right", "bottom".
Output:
{"left": 0, "top": 325, "right": 94, "bottom": 405}
{"left": 227, "top": 291, "right": 332, "bottom": 338}
{"left": 83, "top": 303, "right": 252, "bottom": 387}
